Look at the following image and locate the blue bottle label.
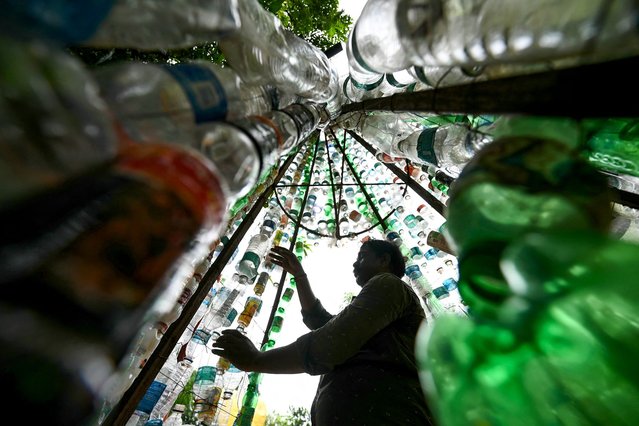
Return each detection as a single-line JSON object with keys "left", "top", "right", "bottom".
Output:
{"left": 6, "top": 0, "right": 115, "bottom": 42}
{"left": 386, "top": 231, "right": 400, "bottom": 241}
{"left": 433, "top": 286, "right": 450, "bottom": 299}
{"left": 163, "top": 64, "right": 228, "bottom": 124}
{"left": 416, "top": 128, "right": 439, "bottom": 165}
{"left": 425, "top": 248, "right": 439, "bottom": 260}
{"left": 443, "top": 278, "right": 458, "bottom": 291}
{"left": 137, "top": 380, "right": 167, "bottom": 414}
{"left": 193, "top": 329, "right": 212, "bottom": 345}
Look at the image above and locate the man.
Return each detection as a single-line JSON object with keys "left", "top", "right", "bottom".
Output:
{"left": 212, "top": 239, "right": 433, "bottom": 425}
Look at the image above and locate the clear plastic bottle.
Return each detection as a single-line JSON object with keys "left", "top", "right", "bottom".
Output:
{"left": 128, "top": 360, "right": 178, "bottom": 425}
{"left": 94, "top": 61, "right": 272, "bottom": 143}
{"left": 179, "top": 291, "right": 213, "bottom": 346}
{"left": 398, "top": 0, "right": 639, "bottom": 68}
{"left": 342, "top": 75, "right": 384, "bottom": 103}
{"left": 197, "top": 122, "right": 262, "bottom": 201}
{"left": 357, "top": 112, "right": 422, "bottom": 158}
{"left": 0, "top": 36, "right": 117, "bottom": 207}
{"left": 236, "top": 233, "right": 271, "bottom": 284}
{"left": 3, "top": 0, "right": 241, "bottom": 48}
{"left": 221, "top": 365, "right": 245, "bottom": 400}
{"left": 149, "top": 357, "right": 192, "bottom": 421}
{"left": 86, "top": 0, "right": 241, "bottom": 49}
{"left": 347, "top": 0, "right": 412, "bottom": 74}
{"left": 407, "top": 65, "right": 484, "bottom": 89}
{"left": 219, "top": 0, "right": 335, "bottom": 102}
{"left": 192, "top": 366, "right": 220, "bottom": 426}
{"left": 281, "top": 30, "right": 336, "bottom": 102}
{"left": 164, "top": 403, "right": 185, "bottom": 426}
{"left": 395, "top": 124, "right": 492, "bottom": 176}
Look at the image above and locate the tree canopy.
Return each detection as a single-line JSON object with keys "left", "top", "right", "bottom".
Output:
{"left": 261, "top": 0, "right": 352, "bottom": 51}
{"left": 266, "top": 406, "right": 312, "bottom": 426}
{"left": 69, "top": 1, "right": 352, "bottom": 67}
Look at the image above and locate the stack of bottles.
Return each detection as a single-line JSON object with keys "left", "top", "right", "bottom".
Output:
{"left": 346, "top": 0, "right": 639, "bottom": 99}
{"left": 417, "top": 116, "right": 639, "bottom": 426}
{"left": 0, "top": 1, "right": 338, "bottom": 423}
{"left": 218, "top": 0, "right": 338, "bottom": 102}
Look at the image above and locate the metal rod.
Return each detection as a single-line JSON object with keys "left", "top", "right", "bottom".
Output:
{"left": 261, "top": 134, "right": 320, "bottom": 347}
{"left": 613, "top": 188, "right": 639, "bottom": 210}
{"left": 104, "top": 146, "right": 301, "bottom": 426}
{"left": 276, "top": 182, "right": 403, "bottom": 188}
{"left": 324, "top": 134, "right": 341, "bottom": 240}
{"left": 346, "top": 130, "right": 446, "bottom": 217}
{"left": 340, "top": 56, "right": 639, "bottom": 118}
{"left": 330, "top": 128, "right": 387, "bottom": 231}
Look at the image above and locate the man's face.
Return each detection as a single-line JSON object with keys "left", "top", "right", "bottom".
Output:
{"left": 352, "top": 246, "right": 383, "bottom": 287}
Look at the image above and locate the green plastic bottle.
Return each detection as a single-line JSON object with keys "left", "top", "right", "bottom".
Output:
{"left": 444, "top": 116, "right": 612, "bottom": 316}
{"left": 583, "top": 118, "right": 639, "bottom": 177}
{"left": 233, "top": 372, "right": 262, "bottom": 426}
{"left": 415, "top": 116, "right": 631, "bottom": 426}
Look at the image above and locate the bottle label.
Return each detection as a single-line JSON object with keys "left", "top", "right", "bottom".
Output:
{"left": 9, "top": 0, "right": 115, "bottom": 43}
{"left": 416, "top": 128, "right": 439, "bottom": 165}
{"left": 386, "top": 73, "right": 408, "bottom": 88}
{"left": 427, "top": 231, "right": 456, "bottom": 255}
{"left": 218, "top": 289, "right": 240, "bottom": 319}
{"left": 282, "top": 288, "right": 294, "bottom": 302}
{"left": 137, "top": 380, "right": 167, "bottom": 414}
{"left": 241, "top": 252, "right": 261, "bottom": 269}
{"left": 163, "top": 64, "right": 228, "bottom": 124}
{"left": 196, "top": 366, "right": 216, "bottom": 381}
{"left": 193, "top": 329, "right": 212, "bottom": 344}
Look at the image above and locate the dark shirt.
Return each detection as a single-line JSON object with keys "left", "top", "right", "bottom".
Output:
{"left": 294, "top": 272, "right": 434, "bottom": 425}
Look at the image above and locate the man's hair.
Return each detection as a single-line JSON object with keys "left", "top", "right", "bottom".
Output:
{"left": 361, "top": 239, "right": 406, "bottom": 278}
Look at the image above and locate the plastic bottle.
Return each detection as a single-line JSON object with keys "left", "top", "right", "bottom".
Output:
{"left": 236, "top": 234, "right": 271, "bottom": 284}
{"left": 396, "top": 0, "right": 637, "bottom": 66}
{"left": 254, "top": 271, "right": 270, "bottom": 297}
{"left": 218, "top": 0, "right": 335, "bottom": 102}
{"left": 197, "top": 122, "right": 263, "bottom": 201}
{"left": 94, "top": 61, "right": 274, "bottom": 143}
{"left": 1, "top": 142, "right": 228, "bottom": 423}
{"left": 0, "top": 36, "right": 117, "bottom": 208}
{"left": 192, "top": 366, "right": 220, "bottom": 426}
{"left": 87, "top": 0, "right": 240, "bottom": 49}
{"left": 346, "top": 0, "right": 412, "bottom": 74}
{"left": 237, "top": 296, "right": 263, "bottom": 331}
{"left": 164, "top": 404, "right": 185, "bottom": 426}
{"left": 394, "top": 123, "right": 492, "bottom": 176}
{"left": 3, "top": 0, "right": 242, "bottom": 48}
{"left": 357, "top": 112, "right": 421, "bottom": 159}
{"left": 149, "top": 356, "right": 192, "bottom": 422}
{"left": 221, "top": 365, "right": 246, "bottom": 401}
{"left": 407, "top": 65, "right": 484, "bottom": 89}
{"left": 179, "top": 291, "right": 213, "bottom": 346}
{"left": 444, "top": 116, "right": 613, "bottom": 316}
{"left": 128, "top": 360, "right": 179, "bottom": 426}
{"left": 233, "top": 372, "right": 262, "bottom": 426}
